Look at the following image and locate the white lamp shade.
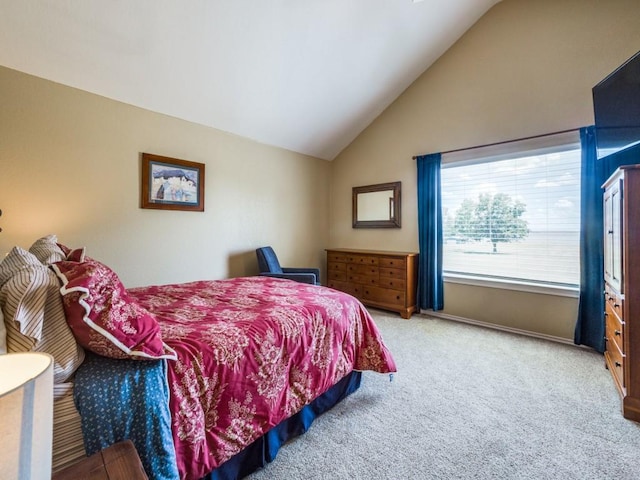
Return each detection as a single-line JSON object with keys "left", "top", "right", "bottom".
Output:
{"left": 0, "top": 352, "right": 54, "bottom": 480}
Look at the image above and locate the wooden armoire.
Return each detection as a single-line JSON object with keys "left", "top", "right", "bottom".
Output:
{"left": 603, "top": 164, "right": 640, "bottom": 421}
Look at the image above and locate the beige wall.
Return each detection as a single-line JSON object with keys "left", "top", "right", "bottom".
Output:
{"left": 329, "top": 0, "right": 640, "bottom": 340}
{"left": 3, "top": 0, "right": 640, "bottom": 340}
{"left": 0, "top": 66, "right": 330, "bottom": 287}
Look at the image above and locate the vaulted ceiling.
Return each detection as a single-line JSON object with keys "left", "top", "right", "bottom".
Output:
{"left": 0, "top": 0, "right": 501, "bottom": 160}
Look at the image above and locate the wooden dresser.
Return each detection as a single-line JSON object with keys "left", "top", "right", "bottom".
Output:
{"left": 326, "top": 248, "right": 418, "bottom": 319}
{"left": 603, "top": 165, "right": 640, "bottom": 422}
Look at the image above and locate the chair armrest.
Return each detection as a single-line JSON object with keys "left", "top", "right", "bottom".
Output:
{"left": 282, "top": 267, "right": 321, "bottom": 279}
{"left": 259, "top": 272, "right": 317, "bottom": 285}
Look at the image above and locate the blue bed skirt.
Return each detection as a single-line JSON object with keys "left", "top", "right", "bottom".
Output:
{"left": 205, "top": 370, "right": 362, "bottom": 480}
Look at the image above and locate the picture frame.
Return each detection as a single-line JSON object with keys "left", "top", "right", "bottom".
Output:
{"left": 140, "top": 153, "right": 205, "bottom": 211}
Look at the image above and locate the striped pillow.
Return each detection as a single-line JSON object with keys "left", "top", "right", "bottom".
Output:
{"left": 0, "top": 246, "right": 41, "bottom": 286}
{"left": 29, "top": 235, "right": 87, "bottom": 264}
{"left": 0, "top": 247, "right": 85, "bottom": 383}
{"left": 29, "top": 234, "right": 67, "bottom": 265}
{"left": 0, "top": 307, "right": 6, "bottom": 354}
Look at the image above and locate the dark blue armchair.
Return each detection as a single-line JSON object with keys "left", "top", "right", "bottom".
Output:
{"left": 255, "top": 246, "right": 320, "bottom": 285}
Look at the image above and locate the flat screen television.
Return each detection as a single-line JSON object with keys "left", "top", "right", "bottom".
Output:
{"left": 593, "top": 50, "right": 640, "bottom": 159}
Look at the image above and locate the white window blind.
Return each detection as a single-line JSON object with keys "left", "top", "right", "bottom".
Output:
{"left": 441, "top": 132, "right": 581, "bottom": 287}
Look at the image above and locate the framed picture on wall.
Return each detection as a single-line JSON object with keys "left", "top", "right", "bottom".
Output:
{"left": 140, "top": 153, "right": 205, "bottom": 211}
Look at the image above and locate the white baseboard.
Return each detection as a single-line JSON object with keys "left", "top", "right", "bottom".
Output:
{"left": 419, "top": 310, "right": 579, "bottom": 347}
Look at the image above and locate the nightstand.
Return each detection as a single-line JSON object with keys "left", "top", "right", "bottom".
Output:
{"left": 51, "top": 440, "right": 148, "bottom": 480}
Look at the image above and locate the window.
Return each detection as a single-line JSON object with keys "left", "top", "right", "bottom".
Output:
{"left": 441, "top": 135, "right": 581, "bottom": 289}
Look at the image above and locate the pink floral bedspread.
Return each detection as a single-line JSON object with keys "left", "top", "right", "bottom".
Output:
{"left": 128, "top": 276, "right": 396, "bottom": 480}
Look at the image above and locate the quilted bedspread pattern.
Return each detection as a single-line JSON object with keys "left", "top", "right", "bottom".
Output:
{"left": 129, "top": 276, "right": 396, "bottom": 480}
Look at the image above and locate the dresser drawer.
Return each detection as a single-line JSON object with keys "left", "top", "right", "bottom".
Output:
{"left": 328, "top": 270, "right": 347, "bottom": 282}
{"left": 606, "top": 338, "right": 626, "bottom": 390}
{"left": 604, "top": 283, "right": 624, "bottom": 319}
{"left": 605, "top": 301, "right": 625, "bottom": 355}
{"left": 328, "top": 261, "right": 346, "bottom": 273}
{"left": 347, "top": 273, "right": 378, "bottom": 285}
{"left": 348, "top": 255, "right": 378, "bottom": 266}
{"left": 348, "top": 264, "right": 378, "bottom": 276}
{"left": 327, "top": 253, "right": 348, "bottom": 263}
{"left": 380, "top": 267, "right": 404, "bottom": 279}
{"left": 379, "top": 257, "right": 406, "bottom": 269}
{"left": 378, "top": 277, "right": 406, "bottom": 291}
{"left": 362, "top": 285, "right": 406, "bottom": 306}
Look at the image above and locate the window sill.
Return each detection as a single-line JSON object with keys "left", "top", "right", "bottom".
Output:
{"left": 444, "top": 273, "right": 579, "bottom": 298}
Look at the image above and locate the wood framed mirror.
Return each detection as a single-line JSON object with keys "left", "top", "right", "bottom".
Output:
{"left": 352, "top": 181, "right": 401, "bottom": 228}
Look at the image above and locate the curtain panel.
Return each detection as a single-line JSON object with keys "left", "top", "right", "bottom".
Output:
{"left": 574, "top": 126, "right": 606, "bottom": 352}
{"left": 416, "top": 153, "right": 444, "bottom": 311}
{"left": 575, "top": 126, "right": 640, "bottom": 351}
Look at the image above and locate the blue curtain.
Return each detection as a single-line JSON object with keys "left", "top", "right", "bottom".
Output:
{"left": 574, "top": 127, "right": 640, "bottom": 351}
{"left": 574, "top": 126, "right": 606, "bottom": 352}
{"left": 416, "top": 153, "right": 444, "bottom": 311}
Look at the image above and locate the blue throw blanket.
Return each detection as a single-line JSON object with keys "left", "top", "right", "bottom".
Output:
{"left": 73, "top": 353, "right": 179, "bottom": 480}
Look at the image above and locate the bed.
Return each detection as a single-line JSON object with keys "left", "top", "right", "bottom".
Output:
{"left": 0, "top": 236, "right": 397, "bottom": 480}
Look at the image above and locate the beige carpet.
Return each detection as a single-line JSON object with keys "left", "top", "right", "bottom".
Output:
{"left": 246, "top": 309, "right": 640, "bottom": 480}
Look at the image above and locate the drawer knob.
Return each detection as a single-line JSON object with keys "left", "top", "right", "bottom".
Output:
{"left": 615, "top": 361, "right": 622, "bottom": 368}
{"left": 615, "top": 329, "right": 621, "bottom": 336}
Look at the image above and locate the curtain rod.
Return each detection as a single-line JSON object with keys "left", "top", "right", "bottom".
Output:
{"left": 412, "top": 127, "right": 582, "bottom": 159}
